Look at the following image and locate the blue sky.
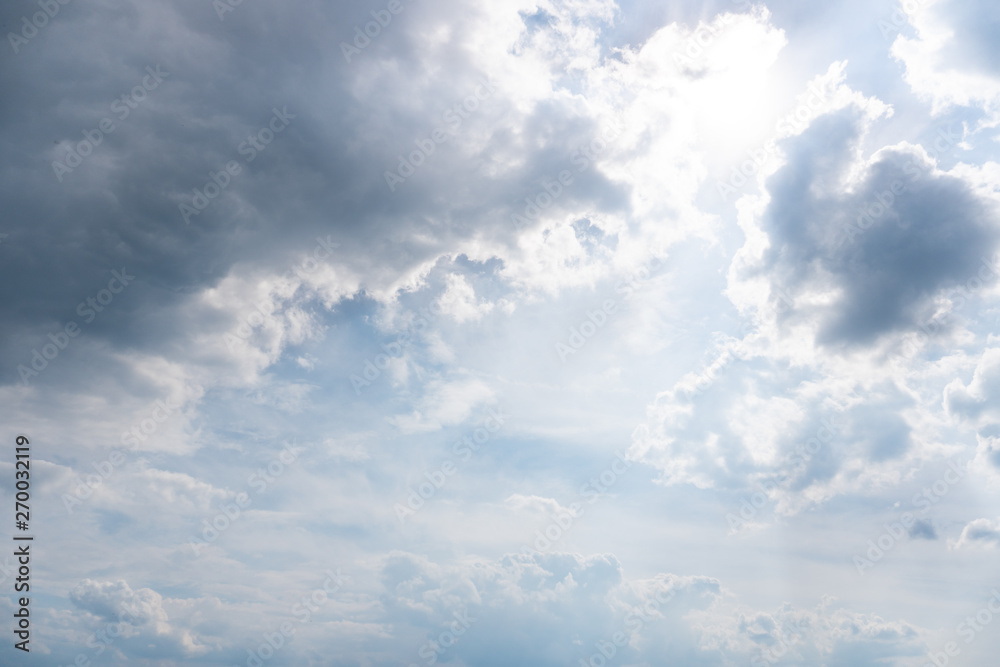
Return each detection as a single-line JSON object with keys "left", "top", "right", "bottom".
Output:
{"left": 2, "top": 0, "right": 1000, "bottom": 665}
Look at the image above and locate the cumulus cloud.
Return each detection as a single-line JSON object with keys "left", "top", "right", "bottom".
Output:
{"left": 70, "top": 580, "right": 166, "bottom": 626}
{"left": 892, "top": 0, "right": 1000, "bottom": 126}
{"left": 368, "top": 551, "right": 924, "bottom": 666}
{"left": 67, "top": 579, "right": 209, "bottom": 657}
{"left": 732, "top": 107, "right": 999, "bottom": 349}
{"left": 945, "top": 346, "right": 1000, "bottom": 425}
{"left": 952, "top": 517, "right": 1000, "bottom": 549}
{"left": 436, "top": 273, "right": 495, "bottom": 323}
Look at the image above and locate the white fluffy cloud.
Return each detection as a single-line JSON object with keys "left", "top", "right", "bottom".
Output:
{"left": 892, "top": 0, "right": 1000, "bottom": 126}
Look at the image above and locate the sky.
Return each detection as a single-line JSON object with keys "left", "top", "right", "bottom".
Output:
{"left": 2, "top": 0, "right": 1000, "bottom": 665}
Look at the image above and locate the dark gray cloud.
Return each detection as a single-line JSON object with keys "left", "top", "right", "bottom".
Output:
{"left": 0, "top": 0, "right": 633, "bottom": 387}
{"left": 909, "top": 518, "right": 937, "bottom": 540}
{"left": 749, "top": 106, "right": 999, "bottom": 347}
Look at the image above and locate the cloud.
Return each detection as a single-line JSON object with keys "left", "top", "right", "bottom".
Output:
{"left": 504, "top": 493, "right": 578, "bottom": 517}
{"left": 892, "top": 0, "right": 1000, "bottom": 126}
{"left": 388, "top": 376, "right": 496, "bottom": 433}
{"left": 66, "top": 579, "right": 221, "bottom": 660}
{"left": 952, "top": 517, "right": 1000, "bottom": 549}
{"left": 909, "top": 518, "right": 938, "bottom": 539}
{"left": 732, "top": 107, "right": 999, "bottom": 349}
{"left": 945, "top": 346, "right": 1000, "bottom": 425}
{"left": 436, "top": 273, "right": 495, "bottom": 323}
{"left": 70, "top": 579, "right": 167, "bottom": 627}
{"left": 369, "top": 550, "right": 924, "bottom": 666}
